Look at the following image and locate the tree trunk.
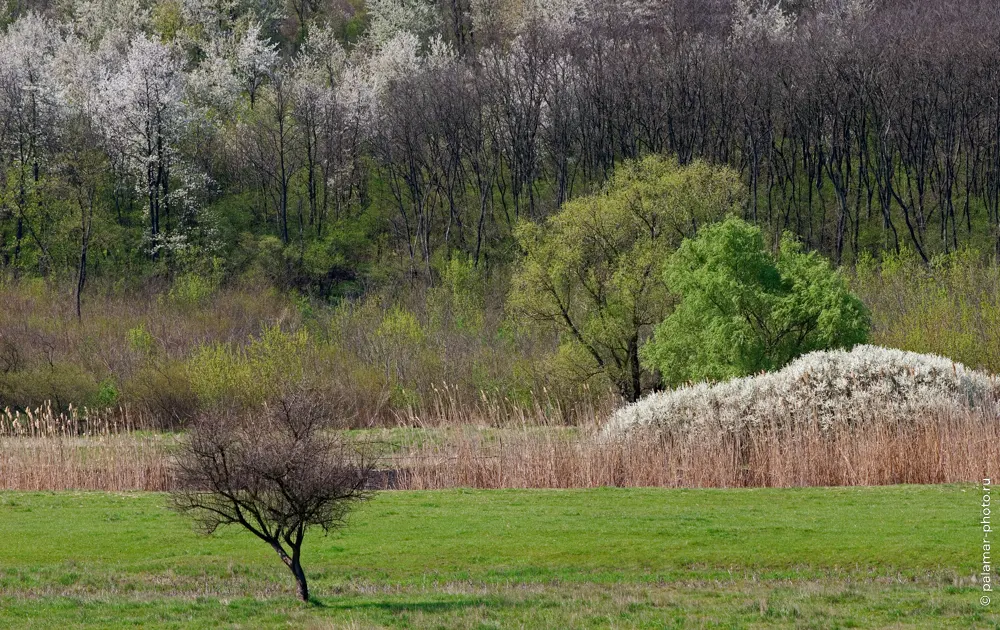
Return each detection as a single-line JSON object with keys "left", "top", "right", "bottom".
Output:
{"left": 271, "top": 540, "right": 309, "bottom": 602}
{"left": 628, "top": 336, "right": 642, "bottom": 403}
{"left": 76, "top": 189, "right": 94, "bottom": 321}
{"left": 76, "top": 234, "right": 88, "bottom": 321}
{"left": 290, "top": 558, "right": 309, "bottom": 602}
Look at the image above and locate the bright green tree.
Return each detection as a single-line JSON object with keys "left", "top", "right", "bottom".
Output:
{"left": 640, "top": 216, "right": 869, "bottom": 386}
{"left": 508, "top": 155, "right": 745, "bottom": 401}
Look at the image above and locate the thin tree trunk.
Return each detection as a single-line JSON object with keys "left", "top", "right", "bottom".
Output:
{"left": 271, "top": 540, "right": 309, "bottom": 602}
{"left": 76, "top": 225, "right": 89, "bottom": 321}
{"left": 290, "top": 557, "right": 308, "bottom": 602}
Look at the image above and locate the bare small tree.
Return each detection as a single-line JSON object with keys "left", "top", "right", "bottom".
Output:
{"left": 171, "top": 396, "right": 375, "bottom": 602}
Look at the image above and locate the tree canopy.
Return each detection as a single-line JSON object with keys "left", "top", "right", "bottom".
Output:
{"left": 508, "top": 155, "right": 744, "bottom": 401}
{"left": 4, "top": 0, "right": 1000, "bottom": 299}
{"left": 640, "top": 217, "right": 870, "bottom": 386}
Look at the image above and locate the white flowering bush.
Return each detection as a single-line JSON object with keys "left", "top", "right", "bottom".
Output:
{"left": 604, "top": 345, "right": 999, "bottom": 438}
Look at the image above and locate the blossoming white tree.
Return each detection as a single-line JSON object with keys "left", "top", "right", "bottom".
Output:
{"left": 232, "top": 20, "right": 279, "bottom": 108}
{"left": 363, "top": 0, "right": 436, "bottom": 48}
{"left": 731, "top": 0, "right": 793, "bottom": 42}
{"left": 92, "top": 34, "right": 193, "bottom": 257}
{"left": 0, "top": 13, "right": 65, "bottom": 270}
{"left": 71, "top": 0, "right": 152, "bottom": 42}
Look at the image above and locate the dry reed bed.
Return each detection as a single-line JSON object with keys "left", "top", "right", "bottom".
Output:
{"left": 389, "top": 382, "right": 617, "bottom": 428}
{"left": 0, "top": 436, "right": 172, "bottom": 491}
{"left": 1, "top": 404, "right": 997, "bottom": 491}
{"left": 395, "top": 408, "right": 1000, "bottom": 489}
{"left": 0, "top": 404, "right": 172, "bottom": 491}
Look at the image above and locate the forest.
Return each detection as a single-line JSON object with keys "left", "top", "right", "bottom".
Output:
{"left": 3, "top": 0, "right": 1000, "bottom": 420}
{"left": 3, "top": 0, "right": 1000, "bottom": 286}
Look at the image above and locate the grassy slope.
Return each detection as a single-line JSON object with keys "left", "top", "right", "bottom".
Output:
{"left": 0, "top": 486, "right": 994, "bottom": 628}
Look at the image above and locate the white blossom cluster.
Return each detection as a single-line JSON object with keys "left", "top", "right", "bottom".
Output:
{"left": 603, "top": 345, "right": 1000, "bottom": 438}
{"left": 0, "top": 14, "right": 65, "bottom": 160}
{"left": 731, "top": 0, "right": 794, "bottom": 42}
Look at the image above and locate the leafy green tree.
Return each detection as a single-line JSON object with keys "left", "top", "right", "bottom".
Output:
{"left": 508, "top": 156, "right": 745, "bottom": 401}
{"left": 640, "top": 217, "right": 869, "bottom": 386}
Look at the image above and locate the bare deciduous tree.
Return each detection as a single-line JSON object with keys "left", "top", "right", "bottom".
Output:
{"left": 171, "top": 396, "right": 376, "bottom": 602}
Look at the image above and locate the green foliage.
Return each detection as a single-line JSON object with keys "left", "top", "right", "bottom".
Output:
{"left": 94, "top": 379, "right": 120, "bottom": 407}
{"left": 297, "top": 218, "right": 371, "bottom": 297}
{"left": 302, "top": 238, "right": 348, "bottom": 280}
{"left": 151, "top": 0, "right": 183, "bottom": 41}
{"left": 429, "top": 253, "right": 486, "bottom": 333}
{"left": 373, "top": 306, "right": 434, "bottom": 401}
{"left": 340, "top": 0, "right": 369, "bottom": 43}
{"left": 185, "top": 326, "right": 310, "bottom": 407}
{"left": 509, "top": 155, "right": 745, "bottom": 401}
{"left": 641, "top": 217, "right": 870, "bottom": 385}
{"left": 388, "top": 383, "right": 421, "bottom": 409}
{"left": 167, "top": 273, "right": 218, "bottom": 308}
{"left": 0, "top": 171, "right": 58, "bottom": 274}
{"left": 241, "top": 235, "right": 286, "bottom": 284}
{"left": 125, "top": 325, "right": 155, "bottom": 355}
{"left": 853, "top": 246, "right": 1000, "bottom": 372}
{"left": 376, "top": 306, "right": 425, "bottom": 345}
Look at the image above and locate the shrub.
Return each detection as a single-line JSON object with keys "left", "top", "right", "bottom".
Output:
{"left": 605, "top": 345, "right": 1000, "bottom": 438}
{"left": 641, "top": 217, "right": 869, "bottom": 385}
{"left": 0, "top": 363, "right": 100, "bottom": 411}
{"left": 126, "top": 324, "right": 155, "bottom": 355}
{"left": 123, "top": 361, "right": 200, "bottom": 428}
{"left": 94, "top": 379, "right": 120, "bottom": 407}
{"left": 185, "top": 326, "right": 309, "bottom": 408}
{"left": 235, "top": 234, "right": 286, "bottom": 286}
{"left": 167, "top": 273, "right": 217, "bottom": 308}
{"left": 428, "top": 253, "right": 486, "bottom": 334}
{"left": 853, "top": 247, "right": 1000, "bottom": 373}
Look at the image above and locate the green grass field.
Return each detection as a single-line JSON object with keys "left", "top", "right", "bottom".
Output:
{"left": 0, "top": 486, "right": 995, "bottom": 628}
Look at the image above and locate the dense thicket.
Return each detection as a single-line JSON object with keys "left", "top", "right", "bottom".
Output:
{"left": 3, "top": 0, "right": 1000, "bottom": 297}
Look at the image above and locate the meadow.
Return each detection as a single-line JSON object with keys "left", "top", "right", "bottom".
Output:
{"left": 1, "top": 254, "right": 997, "bottom": 627}
{"left": 0, "top": 486, "right": 992, "bottom": 629}
{"left": 1, "top": 257, "right": 997, "bottom": 628}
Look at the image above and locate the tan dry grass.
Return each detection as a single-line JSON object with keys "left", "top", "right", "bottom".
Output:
{"left": 0, "top": 435, "right": 172, "bottom": 491}
{"left": 1, "top": 402, "right": 997, "bottom": 491}
{"left": 389, "top": 382, "right": 618, "bottom": 428}
{"left": 396, "top": 408, "right": 1000, "bottom": 489}
{"left": 0, "top": 404, "right": 172, "bottom": 491}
